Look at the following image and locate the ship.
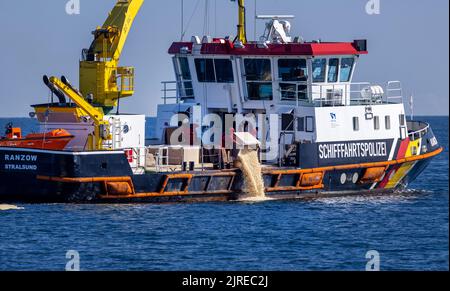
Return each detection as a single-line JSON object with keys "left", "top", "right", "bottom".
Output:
{"left": 0, "top": 0, "right": 442, "bottom": 203}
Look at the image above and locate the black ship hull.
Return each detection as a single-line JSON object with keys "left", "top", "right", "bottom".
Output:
{"left": 0, "top": 127, "right": 442, "bottom": 203}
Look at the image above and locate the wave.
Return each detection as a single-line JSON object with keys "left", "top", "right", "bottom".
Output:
{"left": 0, "top": 204, "right": 24, "bottom": 211}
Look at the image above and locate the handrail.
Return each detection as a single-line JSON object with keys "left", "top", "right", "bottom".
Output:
{"left": 277, "top": 81, "right": 402, "bottom": 107}
{"left": 386, "top": 81, "right": 403, "bottom": 102}
{"left": 161, "top": 80, "right": 194, "bottom": 104}
{"left": 407, "top": 121, "right": 430, "bottom": 141}
{"left": 161, "top": 79, "right": 403, "bottom": 107}
{"left": 117, "top": 67, "right": 135, "bottom": 93}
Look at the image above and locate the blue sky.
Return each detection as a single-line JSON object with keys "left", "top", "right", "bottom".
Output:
{"left": 0, "top": 0, "right": 448, "bottom": 117}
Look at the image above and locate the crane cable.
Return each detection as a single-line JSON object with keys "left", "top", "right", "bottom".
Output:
{"left": 181, "top": 0, "right": 202, "bottom": 41}
{"left": 203, "top": 0, "right": 209, "bottom": 36}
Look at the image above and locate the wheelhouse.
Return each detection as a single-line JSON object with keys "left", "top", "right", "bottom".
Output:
{"left": 167, "top": 39, "right": 368, "bottom": 110}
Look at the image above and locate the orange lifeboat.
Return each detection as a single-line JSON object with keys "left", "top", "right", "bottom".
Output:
{"left": 0, "top": 124, "right": 74, "bottom": 151}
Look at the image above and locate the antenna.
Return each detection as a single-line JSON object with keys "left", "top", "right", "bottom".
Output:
{"left": 254, "top": 0, "right": 257, "bottom": 41}
{"left": 181, "top": 0, "right": 184, "bottom": 41}
{"left": 409, "top": 94, "right": 414, "bottom": 121}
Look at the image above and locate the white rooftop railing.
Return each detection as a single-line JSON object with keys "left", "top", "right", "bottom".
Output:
{"left": 278, "top": 81, "right": 403, "bottom": 107}
{"left": 161, "top": 80, "right": 404, "bottom": 107}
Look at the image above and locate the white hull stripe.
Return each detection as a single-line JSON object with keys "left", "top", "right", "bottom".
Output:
{"left": 388, "top": 138, "right": 398, "bottom": 161}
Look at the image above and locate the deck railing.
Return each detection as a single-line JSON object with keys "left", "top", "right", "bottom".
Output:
{"left": 278, "top": 81, "right": 403, "bottom": 107}
{"left": 161, "top": 80, "right": 404, "bottom": 107}
{"left": 117, "top": 67, "right": 135, "bottom": 94}
{"left": 161, "top": 81, "right": 194, "bottom": 104}
{"left": 407, "top": 121, "right": 430, "bottom": 141}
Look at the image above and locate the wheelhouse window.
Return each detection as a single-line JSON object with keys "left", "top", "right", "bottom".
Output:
{"left": 214, "top": 59, "right": 234, "bottom": 83}
{"left": 312, "top": 58, "right": 326, "bottom": 83}
{"left": 327, "top": 58, "right": 339, "bottom": 83}
{"left": 179, "top": 57, "right": 191, "bottom": 80}
{"left": 194, "top": 58, "right": 235, "bottom": 83}
{"left": 195, "top": 59, "right": 215, "bottom": 82}
{"left": 278, "top": 59, "right": 308, "bottom": 101}
{"left": 244, "top": 59, "right": 273, "bottom": 101}
{"left": 178, "top": 57, "right": 194, "bottom": 98}
{"left": 340, "top": 58, "right": 355, "bottom": 82}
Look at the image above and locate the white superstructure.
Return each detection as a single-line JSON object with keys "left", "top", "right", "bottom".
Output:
{"left": 152, "top": 17, "right": 408, "bottom": 167}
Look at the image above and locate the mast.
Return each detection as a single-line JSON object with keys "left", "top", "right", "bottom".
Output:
{"left": 235, "top": 0, "right": 247, "bottom": 44}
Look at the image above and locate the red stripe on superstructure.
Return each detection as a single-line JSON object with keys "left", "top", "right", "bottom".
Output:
{"left": 168, "top": 41, "right": 368, "bottom": 56}
{"left": 310, "top": 43, "right": 366, "bottom": 56}
{"left": 168, "top": 42, "right": 194, "bottom": 54}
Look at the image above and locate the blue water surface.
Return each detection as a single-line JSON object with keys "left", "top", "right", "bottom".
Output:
{"left": 0, "top": 117, "right": 448, "bottom": 271}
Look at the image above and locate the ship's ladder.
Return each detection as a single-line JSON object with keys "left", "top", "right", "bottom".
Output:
{"left": 102, "top": 117, "right": 122, "bottom": 150}
{"left": 113, "top": 118, "right": 122, "bottom": 149}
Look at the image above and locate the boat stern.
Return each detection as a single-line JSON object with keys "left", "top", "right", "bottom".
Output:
{"left": 398, "top": 120, "right": 443, "bottom": 186}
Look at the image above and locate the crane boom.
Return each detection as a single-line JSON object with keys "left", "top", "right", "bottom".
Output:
{"left": 48, "top": 76, "right": 111, "bottom": 151}
{"left": 85, "top": 0, "right": 144, "bottom": 62}
{"left": 80, "top": 0, "right": 144, "bottom": 112}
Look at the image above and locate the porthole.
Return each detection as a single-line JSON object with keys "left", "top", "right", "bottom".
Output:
{"left": 123, "top": 124, "right": 130, "bottom": 134}
{"left": 352, "top": 172, "right": 359, "bottom": 184}
{"left": 340, "top": 173, "right": 347, "bottom": 184}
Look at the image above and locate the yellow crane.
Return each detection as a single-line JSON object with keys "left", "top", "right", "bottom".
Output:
{"left": 36, "top": 0, "right": 144, "bottom": 150}
{"left": 79, "top": 0, "right": 144, "bottom": 112}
